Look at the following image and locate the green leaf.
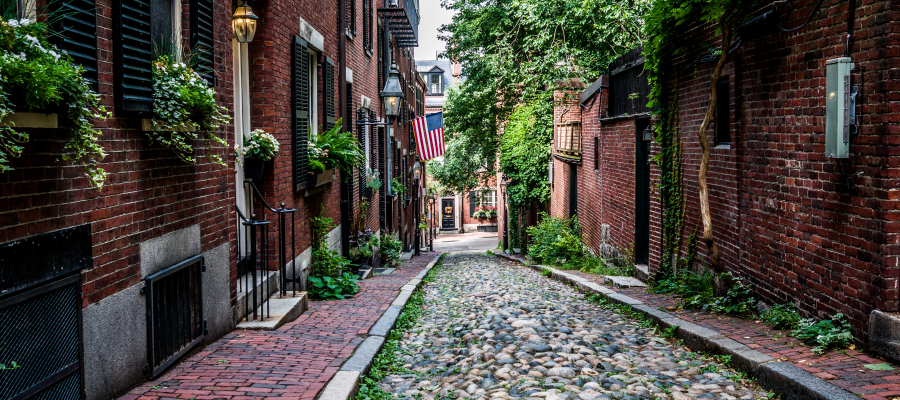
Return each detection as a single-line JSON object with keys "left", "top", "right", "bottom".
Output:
{"left": 863, "top": 363, "right": 895, "bottom": 371}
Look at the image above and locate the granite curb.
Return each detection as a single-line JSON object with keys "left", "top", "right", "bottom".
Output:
{"left": 491, "top": 251, "right": 857, "bottom": 400}
{"left": 317, "top": 253, "right": 444, "bottom": 400}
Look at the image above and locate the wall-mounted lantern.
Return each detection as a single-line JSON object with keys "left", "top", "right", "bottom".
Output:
{"left": 232, "top": 1, "right": 258, "bottom": 43}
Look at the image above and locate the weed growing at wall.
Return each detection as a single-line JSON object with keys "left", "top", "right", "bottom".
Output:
{"left": 760, "top": 304, "right": 801, "bottom": 331}
{"left": 793, "top": 314, "right": 854, "bottom": 355}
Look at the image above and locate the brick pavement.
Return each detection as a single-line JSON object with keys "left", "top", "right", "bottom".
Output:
{"left": 559, "top": 268, "right": 900, "bottom": 400}
{"left": 120, "top": 252, "right": 438, "bottom": 400}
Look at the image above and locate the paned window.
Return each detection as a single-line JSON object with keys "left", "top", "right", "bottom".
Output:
{"left": 469, "top": 189, "right": 497, "bottom": 217}
{"left": 429, "top": 73, "right": 441, "bottom": 94}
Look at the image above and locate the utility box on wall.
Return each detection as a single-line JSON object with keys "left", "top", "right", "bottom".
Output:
{"left": 825, "top": 57, "right": 856, "bottom": 158}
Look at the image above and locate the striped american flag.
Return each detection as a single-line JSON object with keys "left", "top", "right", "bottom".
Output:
{"left": 413, "top": 112, "right": 445, "bottom": 161}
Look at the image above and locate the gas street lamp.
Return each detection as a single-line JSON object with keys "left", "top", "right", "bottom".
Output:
{"left": 232, "top": 1, "right": 258, "bottom": 43}
{"left": 380, "top": 63, "right": 405, "bottom": 120}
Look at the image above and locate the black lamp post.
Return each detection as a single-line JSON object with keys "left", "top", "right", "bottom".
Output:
{"left": 427, "top": 194, "right": 435, "bottom": 252}
{"left": 412, "top": 160, "right": 422, "bottom": 256}
{"left": 501, "top": 177, "right": 509, "bottom": 252}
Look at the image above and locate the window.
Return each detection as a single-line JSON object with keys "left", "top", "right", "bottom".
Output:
{"left": 715, "top": 79, "right": 730, "bottom": 145}
{"left": 363, "top": 0, "right": 373, "bottom": 52}
{"left": 308, "top": 50, "right": 318, "bottom": 138}
{"left": 429, "top": 73, "right": 442, "bottom": 94}
{"left": 347, "top": 0, "right": 356, "bottom": 36}
{"left": 469, "top": 189, "right": 497, "bottom": 217}
{"left": 594, "top": 137, "right": 599, "bottom": 170}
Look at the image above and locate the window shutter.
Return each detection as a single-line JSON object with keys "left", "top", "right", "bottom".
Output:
{"left": 377, "top": 126, "right": 386, "bottom": 229}
{"left": 293, "top": 36, "right": 311, "bottom": 192}
{"left": 190, "top": 0, "right": 215, "bottom": 85}
{"left": 364, "top": 0, "right": 372, "bottom": 51}
{"left": 357, "top": 109, "right": 366, "bottom": 198}
{"left": 469, "top": 191, "right": 476, "bottom": 217}
{"left": 114, "top": 0, "right": 153, "bottom": 114}
{"left": 323, "top": 57, "right": 336, "bottom": 132}
{"left": 347, "top": 0, "right": 356, "bottom": 36}
{"left": 52, "top": 0, "right": 99, "bottom": 89}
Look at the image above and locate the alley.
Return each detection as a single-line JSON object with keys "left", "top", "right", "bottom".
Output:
{"left": 377, "top": 253, "right": 769, "bottom": 400}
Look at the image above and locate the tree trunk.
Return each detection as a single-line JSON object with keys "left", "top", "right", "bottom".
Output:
{"left": 697, "top": 18, "right": 732, "bottom": 273}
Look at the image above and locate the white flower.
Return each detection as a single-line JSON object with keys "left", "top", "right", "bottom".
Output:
{"left": 18, "top": 52, "right": 26, "bottom": 61}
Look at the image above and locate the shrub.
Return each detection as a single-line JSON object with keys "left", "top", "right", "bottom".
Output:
{"left": 307, "top": 272, "right": 360, "bottom": 300}
{"left": 376, "top": 234, "right": 402, "bottom": 267}
{"left": 761, "top": 304, "right": 801, "bottom": 331}
{"left": 793, "top": 313, "right": 854, "bottom": 355}
{"left": 526, "top": 212, "right": 583, "bottom": 264}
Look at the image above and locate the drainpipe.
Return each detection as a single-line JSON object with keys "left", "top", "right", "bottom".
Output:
{"left": 339, "top": 0, "right": 351, "bottom": 257}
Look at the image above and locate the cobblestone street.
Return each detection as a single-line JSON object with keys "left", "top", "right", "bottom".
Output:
{"left": 378, "top": 253, "right": 770, "bottom": 400}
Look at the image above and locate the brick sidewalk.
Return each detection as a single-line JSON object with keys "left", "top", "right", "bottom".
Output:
{"left": 120, "top": 252, "right": 438, "bottom": 400}
{"left": 559, "top": 268, "right": 900, "bottom": 400}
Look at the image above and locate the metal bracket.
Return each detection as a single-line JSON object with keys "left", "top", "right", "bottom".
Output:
{"left": 850, "top": 85, "right": 858, "bottom": 135}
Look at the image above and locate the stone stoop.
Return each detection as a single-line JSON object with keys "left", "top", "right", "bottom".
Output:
{"left": 236, "top": 292, "right": 308, "bottom": 331}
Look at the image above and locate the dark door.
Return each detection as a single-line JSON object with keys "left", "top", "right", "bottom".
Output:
{"left": 568, "top": 163, "right": 578, "bottom": 217}
{"left": 441, "top": 199, "right": 455, "bottom": 229}
{"left": 634, "top": 118, "right": 651, "bottom": 265}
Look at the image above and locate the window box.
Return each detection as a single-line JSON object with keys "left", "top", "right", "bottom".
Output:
{"left": 0, "top": 112, "right": 60, "bottom": 129}
{"left": 141, "top": 119, "right": 196, "bottom": 132}
{"left": 307, "top": 168, "right": 334, "bottom": 189}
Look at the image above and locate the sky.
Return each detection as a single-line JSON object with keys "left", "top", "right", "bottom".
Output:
{"left": 416, "top": 0, "right": 455, "bottom": 61}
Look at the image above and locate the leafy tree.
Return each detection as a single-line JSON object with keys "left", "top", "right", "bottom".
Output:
{"left": 433, "top": 0, "right": 648, "bottom": 217}
{"left": 500, "top": 99, "right": 552, "bottom": 209}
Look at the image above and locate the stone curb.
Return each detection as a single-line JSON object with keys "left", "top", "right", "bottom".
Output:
{"left": 317, "top": 253, "right": 444, "bottom": 400}
{"left": 491, "top": 251, "right": 856, "bottom": 400}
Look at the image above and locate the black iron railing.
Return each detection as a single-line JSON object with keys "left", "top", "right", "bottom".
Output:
{"left": 234, "top": 180, "right": 299, "bottom": 323}
{"left": 143, "top": 256, "right": 205, "bottom": 378}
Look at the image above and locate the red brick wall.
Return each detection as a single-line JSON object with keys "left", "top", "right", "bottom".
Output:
{"left": 549, "top": 84, "right": 584, "bottom": 219}
{"left": 589, "top": 0, "right": 898, "bottom": 338}
{"left": 0, "top": 0, "right": 236, "bottom": 306}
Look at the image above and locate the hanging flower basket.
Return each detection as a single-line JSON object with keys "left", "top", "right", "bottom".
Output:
{"left": 243, "top": 157, "right": 265, "bottom": 181}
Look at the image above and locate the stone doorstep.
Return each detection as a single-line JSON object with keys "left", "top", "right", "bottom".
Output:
{"left": 235, "top": 292, "right": 308, "bottom": 331}
{"left": 604, "top": 275, "right": 647, "bottom": 288}
{"left": 490, "top": 251, "right": 857, "bottom": 400}
{"left": 401, "top": 251, "right": 413, "bottom": 260}
{"left": 318, "top": 253, "right": 443, "bottom": 400}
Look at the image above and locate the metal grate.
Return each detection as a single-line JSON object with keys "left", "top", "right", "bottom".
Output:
{"left": 143, "top": 256, "right": 205, "bottom": 378}
{"left": 0, "top": 275, "right": 82, "bottom": 400}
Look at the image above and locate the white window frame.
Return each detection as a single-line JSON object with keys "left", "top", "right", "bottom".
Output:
{"left": 430, "top": 73, "right": 441, "bottom": 94}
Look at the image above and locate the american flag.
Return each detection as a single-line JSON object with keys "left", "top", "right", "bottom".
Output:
{"left": 413, "top": 112, "right": 445, "bottom": 161}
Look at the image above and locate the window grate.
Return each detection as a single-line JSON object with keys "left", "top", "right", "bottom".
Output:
{"left": 0, "top": 275, "right": 82, "bottom": 400}
{"left": 144, "top": 255, "right": 205, "bottom": 378}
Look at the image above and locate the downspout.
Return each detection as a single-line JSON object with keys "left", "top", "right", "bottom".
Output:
{"left": 339, "top": 0, "right": 351, "bottom": 256}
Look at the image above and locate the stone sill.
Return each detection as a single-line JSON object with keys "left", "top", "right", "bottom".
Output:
{"left": 1, "top": 112, "right": 59, "bottom": 129}
{"left": 141, "top": 119, "right": 196, "bottom": 132}
{"left": 599, "top": 111, "right": 651, "bottom": 123}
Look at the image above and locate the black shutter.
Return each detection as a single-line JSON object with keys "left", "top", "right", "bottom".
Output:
{"left": 293, "top": 36, "right": 311, "bottom": 192}
{"left": 469, "top": 191, "right": 476, "bottom": 216}
{"left": 357, "top": 109, "right": 366, "bottom": 199}
{"left": 51, "top": 0, "right": 99, "bottom": 89}
{"left": 114, "top": 0, "right": 153, "bottom": 114}
{"left": 378, "top": 126, "right": 385, "bottom": 230}
{"left": 377, "top": 26, "right": 384, "bottom": 91}
{"left": 323, "top": 57, "right": 336, "bottom": 132}
{"left": 190, "top": 0, "right": 215, "bottom": 85}
{"left": 364, "top": 0, "right": 372, "bottom": 51}
{"left": 347, "top": 0, "right": 356, "bottom": 36}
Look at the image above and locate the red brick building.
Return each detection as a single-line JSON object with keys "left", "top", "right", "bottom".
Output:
{"left": 0, "top": 0, "right": 422, "bottom": 397}
{"left": 552, "top": 0, "right": 900, "bottom": 354}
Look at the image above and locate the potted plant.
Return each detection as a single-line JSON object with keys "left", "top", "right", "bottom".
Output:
{"left": 391, "top": 177, "right": 408, "bottom": 203}
{"left": 236, "top": 129, "right": 279, "bottom": 181}
{"left": 149, "top": 54, "right": 230, "bottom": 165}
{"left": 473, "top": 206, "right": 487, "bottom": 219}
{"left": 364, "top": 168, "right": 381, "bottom": 198}
{"left": 487, "top": 206, "right": 498, "bottom": 218}
{"left": 308, "top": 119, "right": 364, "bottom": 189}
{"left": 0, "top": 17, "right": 110, "bottom": 188}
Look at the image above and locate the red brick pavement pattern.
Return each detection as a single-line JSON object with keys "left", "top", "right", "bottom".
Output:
{"left": 560, "top": 268, "right": 900, "bottom": 399}
{"left": 119, "top": 252, "right": 438, "bottom": 400}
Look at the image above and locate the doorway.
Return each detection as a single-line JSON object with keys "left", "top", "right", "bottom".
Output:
{"left": 634, "top": 118, "right": 651, "bottom": 265}
{"left": 568, "top": 163, "right": 578, "bottom": 217}
{"left": 441, "top": 198, "right": 455, "bottom": 229}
